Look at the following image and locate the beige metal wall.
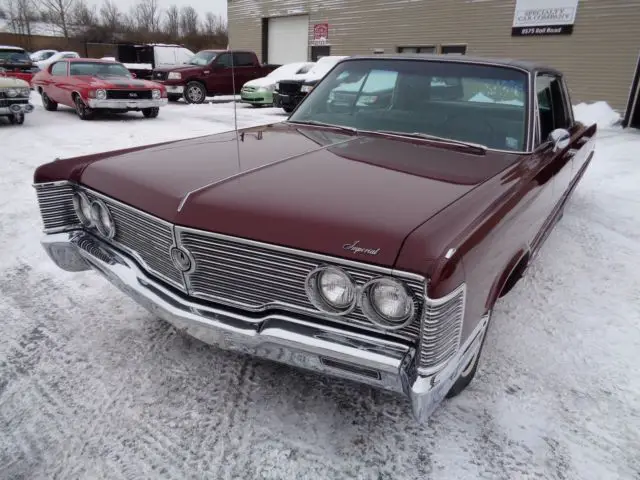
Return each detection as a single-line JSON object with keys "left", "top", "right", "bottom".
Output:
{"left": 228, "top": 0, "right": 640, "bottom": 111}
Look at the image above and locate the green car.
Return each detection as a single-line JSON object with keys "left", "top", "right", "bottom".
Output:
{"left": 240, "top": 61, "right": 314, "bottom": 107}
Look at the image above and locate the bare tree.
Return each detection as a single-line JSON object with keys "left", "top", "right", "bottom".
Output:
{"left": 130, "top": 0, "right": 161, "bottom": 33}
{"left": 164, "top": 5, "right": 179, "bottom": 39}
{"left": 72, "top": 0, "right": 97, "bottom": 27}
{"left": 99, "top": 0, "right": 120, "bottom": 31}
{"left": 39, "top": 0, "right": 75, "bottom": 39}
{"left": 202, "top": 12, "right": 223, "bottom": 36}
{"left": 6, "top": 0, "right": 36, "bottom": 38}
{"left": 179, "top": 5, "right": 198, "bottom": 37}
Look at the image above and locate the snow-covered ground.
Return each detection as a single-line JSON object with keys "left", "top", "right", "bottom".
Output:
{"left": 1, "top": 95, "right": 639, "bottom": 479}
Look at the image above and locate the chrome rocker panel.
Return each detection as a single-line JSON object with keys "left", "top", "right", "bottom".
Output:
{"left": 42, "top": 231, "right": 489, "bottom": 421}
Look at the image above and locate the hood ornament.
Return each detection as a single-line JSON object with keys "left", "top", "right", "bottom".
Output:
{"left": 343, "top": 240, "right": 380, "bottom": 256}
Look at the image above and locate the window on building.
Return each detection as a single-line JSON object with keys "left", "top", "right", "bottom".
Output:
{"left": 441, "top": 45, "right": 467, "bottom": 55}
{"left": 397, "top": 46, "right": 436, "bottom": 54}
{"left": 536, "top": 74, "right": 571, "bottom": 143}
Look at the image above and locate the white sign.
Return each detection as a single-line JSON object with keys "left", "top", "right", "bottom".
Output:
{"left": 512, "top": 0, "right": 579, "bottom": 36}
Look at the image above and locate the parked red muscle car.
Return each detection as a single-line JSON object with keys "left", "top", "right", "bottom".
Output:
{"left": 31, "top": 58, "right": 168, "bottom": 120}
{"left": 33, "top": 55, "right": 596, "bottom": 421}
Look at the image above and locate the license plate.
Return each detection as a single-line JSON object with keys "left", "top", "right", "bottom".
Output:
{"left": 126, "top": 102, "right": 138, "bottom": 108}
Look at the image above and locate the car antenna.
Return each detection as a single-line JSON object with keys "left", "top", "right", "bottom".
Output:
{"left": 230, "top": 48, "right": 242, "bottom": 172}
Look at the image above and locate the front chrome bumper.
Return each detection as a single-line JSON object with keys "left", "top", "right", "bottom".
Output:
{"left": 0, "top": 102, "right": 34, "bottom": 115}
{"left": 41, "top": 231, "right": 488, "bottom": 421}
{"left": 86, "top": 98, "right": 168, "bottom": 109}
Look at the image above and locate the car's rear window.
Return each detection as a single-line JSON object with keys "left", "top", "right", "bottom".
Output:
{"left": 290, "top": 59, "right": 529, "bottom": 151}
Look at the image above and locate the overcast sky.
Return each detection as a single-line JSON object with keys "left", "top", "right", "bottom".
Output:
{"left": 87, "top": 0, "right": 228, "bottom": 20}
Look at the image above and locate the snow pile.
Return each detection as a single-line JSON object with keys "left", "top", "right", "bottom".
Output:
{"left": 573, "top": 101, "right": 621, "bottom": 129}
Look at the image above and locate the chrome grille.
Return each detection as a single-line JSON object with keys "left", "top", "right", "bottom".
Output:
{"left": 418, "top": 284, "right": 466, "bottom": 374}
{"left": 34, "top": 182, "right": 80, "bottom": 232}
{"left": 82, "top": 189, "right": 184, "bottom": 290}
{"left": 178, "top": 228, "right": 424, "bottom": 342}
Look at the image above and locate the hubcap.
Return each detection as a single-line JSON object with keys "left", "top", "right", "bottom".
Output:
{"left": 188, "top": 86, "right": 203, "bottom": 102}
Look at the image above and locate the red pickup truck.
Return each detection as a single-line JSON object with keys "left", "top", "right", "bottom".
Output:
{"left": 151, "top": 50, "right": 280, "bottom": 103}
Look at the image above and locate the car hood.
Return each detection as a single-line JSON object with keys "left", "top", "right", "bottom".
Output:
{"left": 79, "top": 124, "right": 517, "bottom": 267}
{"left": 0, "top": 76, "right": 29, "bottom": 87}
{"left": 74, "top": 76, "right": 160, "bottom": 89}
{"left": 243, "top": 77, "right": 274, "bottom": 88}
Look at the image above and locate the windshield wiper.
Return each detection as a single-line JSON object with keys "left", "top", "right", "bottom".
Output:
{"left": 288, "top": 120, "right": 358, "bottom": 135}
{"left": 375, "top": 130, "right": 487, "bottom": 153}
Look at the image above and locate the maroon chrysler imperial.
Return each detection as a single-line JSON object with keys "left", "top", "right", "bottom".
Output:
{"left": 33, "top": 55, "right": 596, "bottom": 421}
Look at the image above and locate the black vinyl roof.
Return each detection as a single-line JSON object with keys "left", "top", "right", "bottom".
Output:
{"left": 345, "top": 54, "right": 562, "bottom": 75}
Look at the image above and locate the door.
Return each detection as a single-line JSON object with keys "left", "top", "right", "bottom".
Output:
{"left": 535, "top": 73, "right": 574, "bottom": 199}
{"left": 311, "top": 46, "right": 330, "bottom": 62}
{"left": 205, "top": 52, "right": 234, "bottom": 95}
{"left": 267, "top": 15, "right": 309, "bottom": 64}
{"left": 233, "top": 52, "right": 259, "bottom": 92}
{"left": 623, "top": 52, "right": 640, "bottom": 128}
{"left": 48, "top": 61, "right": 68, "bottom": 104}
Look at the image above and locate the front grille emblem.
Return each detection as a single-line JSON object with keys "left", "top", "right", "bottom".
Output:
{"left": 170, "top": 246, "right": 193, "bottom": 272}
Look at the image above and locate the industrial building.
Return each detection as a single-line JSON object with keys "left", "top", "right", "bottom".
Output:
{"left": 228, "top": 0, "right": 640, "bottom": 121}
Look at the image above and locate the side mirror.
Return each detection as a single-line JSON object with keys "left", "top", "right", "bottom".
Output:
{"left": 548, "top": 128, "right": 571, "bottom": 152}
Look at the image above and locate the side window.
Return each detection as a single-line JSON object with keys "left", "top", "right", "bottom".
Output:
{"left": 536, "top": 74, "right": 571, "bottom": 143}
{"left": 233, "top": 53, "right": 255, "bottom": 67}
{"left": 216, "top": 53, "right": 232, "bottom": 67}
{"left": 51, "top": 62, "right": 67, "bottom": 76}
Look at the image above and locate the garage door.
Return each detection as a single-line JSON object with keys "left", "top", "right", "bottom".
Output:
{"left": 268, "top": 15, "right": 309, "bottom": 64}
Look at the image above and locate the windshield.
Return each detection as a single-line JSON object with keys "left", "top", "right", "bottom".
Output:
{"left": 267, "top": 62, "right": 313, "bottom": 79}
{"left": 188, "top": 51, "right": 218, "bottom": 66}
{"left": 69, "top": 62, "right": 132, "bottom": 78}
{"left": 290, "top": 59, "right": 528, "bottom": 151}
{"left": 0, "top": 49, "right": 30, "bottom": 64}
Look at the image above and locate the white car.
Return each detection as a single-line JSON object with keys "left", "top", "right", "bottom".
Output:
{"left": 273, "top": 56, "right": 350, "bottom": 112}
{"left": 240, "top": 61, "right": 315, "bottom": 106}
{"left": 34, "top": 51, "right": 80, "bottom": 69}
{"left": 30, "top": 49, "right": 58, "bottom": 62}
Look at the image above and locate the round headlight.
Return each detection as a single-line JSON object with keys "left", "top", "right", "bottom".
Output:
{"left": 72, "top": 191, "right": 93, "bottom": 227}
{"left": 152, "top": 89, "right": 161, "bottom": 99}
{"left": 6, "top": 88, "right": 18, "bottom": 97}
{"left": 95, "top": 89, "right": 107, "bottom": 100}
{"left": 19, "top": 88, "right": 30, "bottom": 97}
{"left": 305, "top": 266, "right": 356, "bottom": 315}
{"left": 360, "top": 278, "right": 416, "bottom": 330}
{"left": 89, "top": 199, "right": 116, "bottom": 239}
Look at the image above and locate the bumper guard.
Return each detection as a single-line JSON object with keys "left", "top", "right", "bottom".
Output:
{"left": 42, "top": 231, "right": 488, "bottom": 421}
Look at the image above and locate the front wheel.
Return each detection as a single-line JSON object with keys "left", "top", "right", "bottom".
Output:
{"left": 446, "top": 310, "right": 492, "bottom": 398}
{"left": 9, "top": 113, "right": 25, "bottom": 125}
{"left": 41, "top": 91, "right": 58, "bottom": 111}
{"left": 183, "top": 82, "right": 206, "bottom": 104}
{"left": 74, "top": 95, "right": 94, "bottom": 120}
{"left": 142, "top": 107, "right": 160, "bottom": 118}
